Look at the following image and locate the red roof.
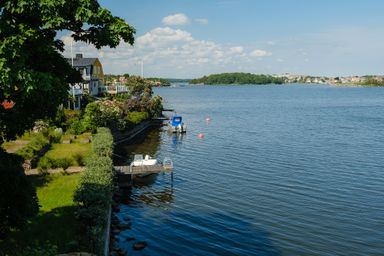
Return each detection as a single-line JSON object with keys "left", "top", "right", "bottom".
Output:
{"left": 2, "top": 100, "right": 15, "bottom": 109}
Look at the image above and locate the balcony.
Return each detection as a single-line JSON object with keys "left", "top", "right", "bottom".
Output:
{"left": 82, "top": 74, "right": 91, "bottom": 81}
{"left": 106, "top": 85, "right": 129, "bottom": 94}
{"left": 68, "top": 87, "right": 83, "bottom": 96}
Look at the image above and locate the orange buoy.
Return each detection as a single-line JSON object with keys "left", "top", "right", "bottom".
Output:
{"left": 198, "top": 133, "right": 204, "bottom": 139}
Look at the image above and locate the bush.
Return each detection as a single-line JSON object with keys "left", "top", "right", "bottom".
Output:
{"left": 125, "top": 111, "right": 148, "bottom": 128}
{"left": 0, "top": 149, "right": 39, "bottom": 238}
{"left": 48, "top": 128, "right": 63, "bottom": 143}
{"left": 16, "top": 133, "right": 49, "bottom": 160}
{"left": 67, "top": 118, "right": 86, "bottom": 135}
{"left": 74, "top": 127, "right": 114, "bottom": 254}
{"left": 37, "top": 156, "right": 72, "bottom": 170}
{"left": 37, "top": 156, "right": 52, "bottom": 170}
{"left": 92, "top": 127, "right": 113, "bottom": 158}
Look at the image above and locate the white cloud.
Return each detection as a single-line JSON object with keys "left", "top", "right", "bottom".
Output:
{"left": 195, "top": 18, "right": 208, "bottom": 25}
{"left": 229, "top": 46, "right": 244, "bottom": 54}
{"left": 250, "top": 49, "right": 272, "bottom": 57}
{"left": 162, "top": 13, "right": 190, "bottom": 26}
{"left": 61, "top": 27, "right": 280, "bottom": 77}
{"left": 137, "top": 27, "right": 193, "bottom": 47}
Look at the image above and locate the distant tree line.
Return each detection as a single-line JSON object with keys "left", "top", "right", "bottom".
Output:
{"left": 104, "top": 74, "right": 171, "bottom": 87}
{"left": 360, "top": 76, "right": 384, "bottom": 86}
{"left": 145, "top": 77, "right": 171, "bottom": 87}
{"left": 189, "top": 73, "right": 285, "bottom": 85}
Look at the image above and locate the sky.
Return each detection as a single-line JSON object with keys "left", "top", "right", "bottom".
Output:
{"left": 62, "top": 0, "right": 384, "bottom": 78}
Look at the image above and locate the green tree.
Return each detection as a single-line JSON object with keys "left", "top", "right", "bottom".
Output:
{"left": 0, "top": 149, "right": 38, "bottom": 238}
{"left": 0, "top": 0, "right": 135, "bottom": 143}
{"left": 0, "top": 0, "right": 135, "bottom": 239}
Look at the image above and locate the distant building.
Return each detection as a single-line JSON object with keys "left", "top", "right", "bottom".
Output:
{"left": 67, "top": 53, "right": 105, "bottom": 109}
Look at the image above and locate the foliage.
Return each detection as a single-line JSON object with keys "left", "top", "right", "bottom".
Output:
{"left": 0, "top": 173, "right": 82, "bottom": 254}
{"left": 37, "top": 143, "right": 91, "bottom": 170}
{"left": 21, "top": 243, "right": 58, "bottom": 256}
{"left": 147, "top": 95, "right": 163, "bottom": 117}
{"left": 92, "top": 127, "right": 114, "bottom": 158}
{"left": 145, "top": 77, "right": 171, "bottom": 87}
{"left": 190, "top": 72, "right": 285, "bottom": 85}
{"left": 16, "top": 133, "right": 49, "bottom": 160}
{"left": 74, "top": 127, "right": 114, "bottom": 254}
{"left": 82, "top": 101, "right": 122, "bottom": 133}
{"left": 47, "top": 127, "right": 63, "bottom": 143}
{"left": 67, "top": 118, "right": 87, "bottom": 135}
{"left": 360, "top": 76, "right": 384, "bottom": 86}
{"left": 125, "top": 111, "right": 149, "bottom": 128}
{"left": 0, "top": 149, "right": 39, "bottom": 239}
{"left": 123, "top": 76, "right": 163, "bottom": 117}
{"left": 0, "top": 0, "right": 136, "bottom": 143}
{"left": 104, "top": 74, "right": 171, "bottom": 87}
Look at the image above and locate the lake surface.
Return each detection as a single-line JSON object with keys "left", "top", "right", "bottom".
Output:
{"left": 115, "top": 84, "right": 384, "bottom": 256}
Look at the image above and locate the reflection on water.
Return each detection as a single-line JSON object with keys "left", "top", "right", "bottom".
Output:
{"left": 169, "top": 132, "right": 185, "bottom": 150}
{"left": 135, "top": 186, "right": 174, "bottom": 208}
{"left": 115, "top": 85, "right": 384, "bottom": 255}
{"left": 114, "top": 128, "right": 162, "bottom": 165}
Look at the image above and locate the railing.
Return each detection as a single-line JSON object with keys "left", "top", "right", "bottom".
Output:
{"left": 82, "top": 74, "right": 91, "bottom": 81}
{"left": 106, "top": 85, "right": 129, "bottom": 94}
{"left": 99, "top": 86, "right": 107, "bottom": 92}
{"left": 68, "top": 87, "right": 83, "bottom": 96}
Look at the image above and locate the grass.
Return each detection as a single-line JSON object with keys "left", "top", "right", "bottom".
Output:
{"left": 42, "top": 143, "right": 92, "bottom": 167}
{"left": 1, "top": 140, "right": 30, "bottom": 153}
{"left": 0, "top": 173, "right": 84, "bottom": 254}
{"left": 45, "top": 143, "right": 91, "bottom": 160}
{"left": 35, "top": 173, "right": 81, "bottom": 212}
{"left": 1, "top": 131, "right": 37, "bottom": 153}
{"left": 61, "top": 132, "right": 92, "bottom": 143}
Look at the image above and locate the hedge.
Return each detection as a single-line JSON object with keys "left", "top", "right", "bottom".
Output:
{"left": 74, "top": 127, "right": 114, "bottom": 254}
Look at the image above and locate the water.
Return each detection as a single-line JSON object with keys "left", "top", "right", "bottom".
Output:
{"left": 115, "top": 84, "right": 384, "bottom": 256}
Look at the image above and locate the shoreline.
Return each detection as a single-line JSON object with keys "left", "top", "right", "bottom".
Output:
{"left": 107, "top": 118, "right": 164, "bottom": 256}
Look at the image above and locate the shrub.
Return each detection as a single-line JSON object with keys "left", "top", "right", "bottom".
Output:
{"left": 0, "top": 149, "right": 39, "bottom": 238}
{"left": 92, "top": 127, "right": 113, "bottom": 158}
{"left": 16, "top": 133, "right": 49, "bottom": 160}
{"left": 67, "top": 118, "right": 86, "bottom": 135}
{"left": 125, "top": 111, "right": 148, "bottom": 128}
{"left": 37, "top": 156, "right": 52, "bottom": 170}
{"left": 48, "top": 128, "right": 63, "bottom": 143}
{"left": 74, "top": 127, "right": 114, "bottom": 254}
{"left": 37, "top": 156, "right": 72, "bottom": 170}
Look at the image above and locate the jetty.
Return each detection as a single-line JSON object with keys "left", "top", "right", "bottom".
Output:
{"left": 114, "top": 157, "right": 174, "bottom": 188}
{"left": 114, "top": 158, "right": 173, "bottom": 175}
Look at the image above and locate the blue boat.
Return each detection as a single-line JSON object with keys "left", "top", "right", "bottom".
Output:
{"left": 168, "top": 115, "right": 187, "bottom": 133}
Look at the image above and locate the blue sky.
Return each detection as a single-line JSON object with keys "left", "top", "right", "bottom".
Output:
{"left": 63, "top": 0, "right": 384, "bottom": 78}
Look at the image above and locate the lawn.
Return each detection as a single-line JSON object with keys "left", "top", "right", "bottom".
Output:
{"left": 38, "top": 143, "right": 92, "bottom": 169}
{"left": 45, "top": 143, "right": 91, "bottom": 162}
{"left": 0, "top": 173, "right": 84, "bottom": 254}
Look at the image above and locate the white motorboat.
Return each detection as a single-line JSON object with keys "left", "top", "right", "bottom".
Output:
{"left": 131, "top": 154, "right": 158, "bottom": 167}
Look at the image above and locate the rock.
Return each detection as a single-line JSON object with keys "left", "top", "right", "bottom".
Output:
{"left": 112, "top": 228, "right": 121, "bottom": 234}
{"left": 111, "top": 218, "right": 119, "bottom": 225}
{"left": 133, "top": 241, "right": 147, "bottom": 250}
{"left": 125, "top": 236, "right": 136, "bottom": 241}
{"left": 118, "top": 223, "right": 131, "bottom": 230}
{"left": 109, "top": 251, "right": 118, "bottom": 256}
{"left": 114, "top": 190, "right": 123, "bottom": 197}
{"left": 113, "top": 206, "right": 120, "bottom": 213}
{"left": 123, "top": 215, "right": 130, "bottom": 221}
{"left": 115, "top": 248, "right": 127, "bottom": 256}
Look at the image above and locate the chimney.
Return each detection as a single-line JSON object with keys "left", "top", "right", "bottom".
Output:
{"left": 76, "top": 53, "right": 83, "bottom": 59}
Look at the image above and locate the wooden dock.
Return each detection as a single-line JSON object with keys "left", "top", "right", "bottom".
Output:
{"left": 114, "top": 164, "right": 173, "bottom": 175}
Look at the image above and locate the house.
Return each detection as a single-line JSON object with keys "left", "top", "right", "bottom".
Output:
{"left": 67, "top": 53, "right": 105, "bottom": 109}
